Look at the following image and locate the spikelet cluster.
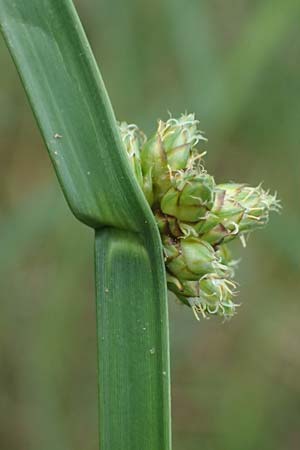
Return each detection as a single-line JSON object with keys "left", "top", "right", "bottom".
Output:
{"left": 119, "top": 114, "right": 280, "bottom": 319}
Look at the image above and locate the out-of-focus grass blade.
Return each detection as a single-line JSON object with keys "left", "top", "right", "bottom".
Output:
{"left": 211, "top": 0, "right": 300, "bottom": 130}
{"left": 163, "top": 0, "right": 219, "bottom": 112}
{"left": 0, "top": 185, "right": 63, "bottom": 273}
{"left": 166, "top": 0, "right": 300, "bottom": 132}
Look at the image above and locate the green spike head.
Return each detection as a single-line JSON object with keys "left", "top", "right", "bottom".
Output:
{"left": 188, "top": 275, "right": 238, "bottom": 319}
{"left": 160, "top": 169, "right": 215, "bottom": 222}
{"left": 221, "top": 183, "right": 280, "bottom": 234}
{"left": 119, "top": 113, "right": 280, "bottom": 320}
{"left": 167, "top": 273, "right": 237, "bottom": 319}
{"left": 158, "top": 113, "right": 207, "bottom": 169}
{"left": 119, "top": 122, "right": 146, "bottom": 189}
{"left": 163, "top": 236, "right": 229, "bottom": 281}
{"left": 201, "top": 183, "right": 281, "bottom": 245}
{"left": 119, "top": 122, "right": 154, "bottom": 204}
{"left": 141, "top": 114, "right": 207, "bottom": 203}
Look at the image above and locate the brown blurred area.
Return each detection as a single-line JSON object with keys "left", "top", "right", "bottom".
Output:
{"left": 1, "top": 1, "right": 300, "bottom": 449}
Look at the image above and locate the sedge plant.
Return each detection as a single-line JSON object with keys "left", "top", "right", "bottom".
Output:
{"left": 0, "top": 1, "right": 279, "bottom": 449}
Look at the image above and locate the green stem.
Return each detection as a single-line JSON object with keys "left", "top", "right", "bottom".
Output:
{"left": 95, "top": 228, "right": 171, "bottom": 450}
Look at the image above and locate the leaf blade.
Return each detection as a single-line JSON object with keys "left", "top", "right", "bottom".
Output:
{"left": 0, "top": 0, "right": 148, "bottom": 230}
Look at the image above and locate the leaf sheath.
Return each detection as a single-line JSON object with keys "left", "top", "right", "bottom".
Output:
{"left": 95, "top": 228, "right": 171, "bottom": 450}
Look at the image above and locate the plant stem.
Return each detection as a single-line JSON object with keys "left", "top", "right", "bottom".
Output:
{"left": 95, "top": 228, "right": 171, "bottom": 450}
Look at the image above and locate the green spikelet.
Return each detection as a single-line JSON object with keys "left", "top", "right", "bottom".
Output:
{"left": 161, "top": 170, "right": 215, "bottom": 222}
{"left": 200, "top": 183, "right": 281, "bottom": 246}
{"left": 119, "top": 114, "right": 280, "bottom": 320}
{"left": 163, "top": 236, "right": 228, "bottom": 280}
{"left": 141, "top": 114, "right": 207, "bottom": 204}
{"left": 119, "top": 121, "right": 154, "bottom": 204}
{"left": 119, "top": 122, "right": 145, "bottom": 189}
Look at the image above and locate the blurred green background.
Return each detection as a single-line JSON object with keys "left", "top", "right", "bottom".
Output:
{"left": 0, "top": 0, "right": 300, "bottom": 449}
